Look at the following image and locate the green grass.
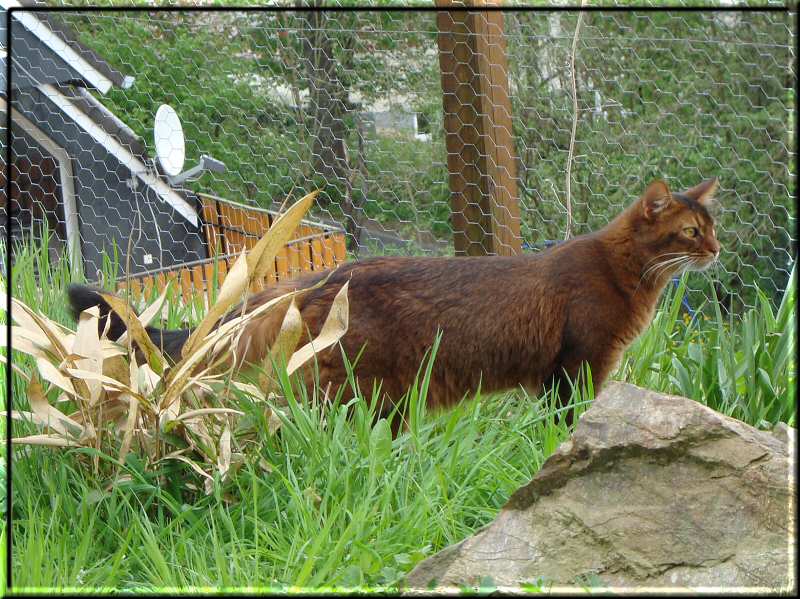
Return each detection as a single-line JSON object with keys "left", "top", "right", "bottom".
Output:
{"left": 1, "top": 234, "right": 795, "bottom": 592}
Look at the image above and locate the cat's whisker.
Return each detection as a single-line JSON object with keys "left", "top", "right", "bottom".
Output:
{"left": 633, "top": 254, "right": 691, "bottom": 296}
{"left": 642, "top": 252, "right": 689, "bottom": 270}
{"left": 642, "top": 254, "right": 689, "bottom": 281}
{"left": 651, "top": 256, "right": 694, "bottom": 284}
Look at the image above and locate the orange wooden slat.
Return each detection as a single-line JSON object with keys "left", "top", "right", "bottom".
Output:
{"left": 203, "top": 262, "right": 217, "bottom": 306}
{"left": 333, "top": 233, "right": 347, "bottom": 264}
{"left": 155, "top": 272, "right": 168, "bottom": 299}
{"left": 264, "top": 253, "right": 277, "bottom": 285}
{"left": 217, "top": 258, "right": 229, "bottom": 291}
{"left": 129, "top": 278, "right": 143, "bottom": 302}
{"left": 180, "top": 268, "right": 193, "bottom": 303}
{"left": 164, "top": 270, "right": 179, "bottom": 303}
{"left": 311, "top": 237, "right": 324, "bottom": 271}
{"left": 141, "top": 276, "right": 155, "bottom": 302}
{"left": 299, "top": 239, "right": 313, "bottom": 272}
{"left": 275, "top": 247, "right": 290, "bottom": 280}
{"left": 202, "top": 199, "right": 221, "bottom": 257}
{"left": 288, "top": 243, "right": 302, "bottom": 278}
{"left": 257, "top": 212, "right": 270, "bottom": 237}
{"left": 191, "top": 265, "right": 206, "bottom": 309}
{"left": 240, "top": 206, "right": 264, "bottom": 237}
{"left": 322, "top": 235, "right": 335, "bottom": 269}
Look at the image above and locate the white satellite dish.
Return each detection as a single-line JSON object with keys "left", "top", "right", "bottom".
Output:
{"left": 152, "top": 104, "right": 226, "bottom": 185}
{"left": 153, "top": 104, "right": 186, "bottom": 177}
{"left": 154, "top": 104, "right": 186, "bottom": 177}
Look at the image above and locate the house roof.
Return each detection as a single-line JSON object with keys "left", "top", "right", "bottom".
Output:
{"left": 1, "top": 0, "right": 133, "bottom": 94}
{"left": 57, "top": 84, "right": 148, "bottom": 161}
{"left": 1, "top": 5, "right": 201, "bottom": 229}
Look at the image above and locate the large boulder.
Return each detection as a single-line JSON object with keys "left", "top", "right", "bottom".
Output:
{"left": 405, "top": 382, "right": 795, "bottom": 593}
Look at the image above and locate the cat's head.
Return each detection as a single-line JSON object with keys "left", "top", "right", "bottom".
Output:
{"left": 630, "top": 178, "right": 721, "bottom": 280}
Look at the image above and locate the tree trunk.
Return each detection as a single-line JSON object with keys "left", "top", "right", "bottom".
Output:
{"left": 297, "top": 11, "right": 350, "bottom": 198}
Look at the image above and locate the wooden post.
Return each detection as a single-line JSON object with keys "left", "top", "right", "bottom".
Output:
{"left": 436, "top": 0, "right": 522, "bottom": 256}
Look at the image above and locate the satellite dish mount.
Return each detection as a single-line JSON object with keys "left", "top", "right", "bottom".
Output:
{"left": 154, "top": 104, "right": 226, "bottom": 185}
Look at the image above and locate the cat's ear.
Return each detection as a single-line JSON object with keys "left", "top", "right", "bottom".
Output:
{"left": 684, "top": 177, "right": 719, "bottom": 207}
{"left": 641, "top": 180, "right": 672, "bottom": 220}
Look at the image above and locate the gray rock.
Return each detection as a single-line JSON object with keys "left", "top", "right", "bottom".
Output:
{"left": 405, "top": 382, "right": 796, "bottom": 593}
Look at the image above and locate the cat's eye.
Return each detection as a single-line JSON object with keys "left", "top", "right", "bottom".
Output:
{"left": 683, "top": 227, "right": 699, "bottom": 238}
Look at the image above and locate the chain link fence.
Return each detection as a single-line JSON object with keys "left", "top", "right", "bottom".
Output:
{"left": 2, "top": 6, "right": 795, "bottom": 314}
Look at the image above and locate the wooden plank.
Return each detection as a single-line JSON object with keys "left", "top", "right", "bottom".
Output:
{"left": 436, "top": 0, "right": 521, "bottom": 256}
{"left": 332, "top": 233, "right": 347, "bottom": 265}
{"left": 164, "top": 270, "right": 179, "bottom": 303}
{"left": 218, "top": 203, "right": 242, "bottom": 254}
{"left": 141, "top": 275, "right": 155, "bottom": 303}
{"left": 250, "top": 277, "right": 264, "bottom": 294}
{"left": 203, "top": 262, "right": 217, "bottom": 306}
{"left": 311, "top": 237, "right": 324, "bottom": 271}
{"left": 218, "top": 258, "right": 229, "bottom": 293}
{"left": 321, "top": 235, "right": 335, "bottom": 269}
{"left": 240, "top": 205, "right": 264, "bottom": 238}
{"left": 275, "top": 247, "right": 290, "bottom": 280}
{"left": 180, "top": 268, "right": 193, "bottom": 303}
{"left": 191, "top": 265, "right": 206, "bottom": 304}
{"left": 297, "top": 223, "right": 315, "bottom": 240}
{"left": 129, "top": 278, "right": 143, "bottom": 303}
{"left": 155, "top": 272, "right": 168, "bottom": 302}
{"left": 202, "top": 198, "right": 223, "bottom": 257}
{"left": 288, "top": 243, "right": 302, "bottom": 278}
{"left": 300, "top": 239, "right": 313, "bottom": 272}
{"left": 257, "top": 212, "right": 271, "bottom": 243}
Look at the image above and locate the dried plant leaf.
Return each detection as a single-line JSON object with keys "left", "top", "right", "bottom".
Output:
{"left": 99, "top": 292, "right": 166, "bottom": 375}
{"left": 99, "top": 340, "right": 127, "bottom": 358}
{"left": 249, "top": 190, "right": 320, "bottom": 283}
{"left": 72, "top": 306, "right": 103, "bottom": 405}
{"left": 136, "top": 363, "right": 161, "bottom": 397}
{"left": 0, "top": 353, "right": 31, "bottom": 381}
{"left": 7, "top": 296, "right": 69, "bottom": 359}
{"left": 27, "top": 378, "right": 84, "bottom": 439}
{"left": 162, "top": 288, "right": 309, "bottom": 411}
{"left": 180, "top": 251, "right": 249, "bottom": 360}
{"left": 35, "top": 357, "right": 77, "bottom": 397}
{"left": 118, "top": 282, "right": 171, "bottom": 345}
{"left": 9, "top": 326, "right": 52, "bottom": 352}
{"left": 160, "top": 454, "right": 214, "bottom": 484}
{"left": 182, "top": 190, "right": 318, "bottom": 359}
{"left": 118, "top": 393, "right": 139, "bottom": 464}
{"left": 159, "top": 393, "right": 181, "bottom": 432}
{"left": 217, "top": 425, "right": 232, "bottom": 480}
{"left": 11, "top": 434, "right": 80, "bottom": 447}
{"left": 287, "top": 281, "right": 349, "bottom": 375}
{"left": 231, "top": 381, "right": 267, "bottom": 401}
{"left": 266, "top": 407, "right": 284, "bottom": 436}
{"left": 176, "top": 408, "right": 245, "bottom": 422}
{"left": 183, "top": 417, "right": 215, "bottom": 455}
{"left": 3, "top": 409, "right": 65, "bottom": 430}
{"left": 64, "top": 368, "right": 141, "bottom": 397}
{"left": 261, "top": 298, "right": 302, "bottom": 388}
{"left": 6, "top": 326, "right": 59, "bottom": 363}
{"left": 104, "top": 354, "right": 131, "bottom": 390}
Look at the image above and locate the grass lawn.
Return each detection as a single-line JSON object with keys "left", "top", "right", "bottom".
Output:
{"left": 1, "top": 238, "right": 795, "bottom": 592}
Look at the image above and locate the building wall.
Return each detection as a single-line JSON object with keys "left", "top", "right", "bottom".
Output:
{"left": 7, "top": 86, "right": 208, "bottom": 279}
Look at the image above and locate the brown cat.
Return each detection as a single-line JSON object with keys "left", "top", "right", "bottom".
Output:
{"left": 69, "top": 177, "right": 721, "bottom": 422}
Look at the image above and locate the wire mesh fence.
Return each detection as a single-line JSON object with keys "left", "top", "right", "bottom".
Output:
{"left": 2, "top": 6, "right": 795, "bottom": 315}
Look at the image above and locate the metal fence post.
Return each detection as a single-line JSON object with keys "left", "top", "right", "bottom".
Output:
{"left": 436, "top": 0, "right": 522, "bottom": 256}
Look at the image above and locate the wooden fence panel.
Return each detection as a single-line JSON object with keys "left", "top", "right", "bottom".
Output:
{"left": 116, "top": 195, "right": 348, "bottom": 305}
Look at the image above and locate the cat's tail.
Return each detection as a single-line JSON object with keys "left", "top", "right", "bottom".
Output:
{"left": 67, "top": 284, "right": 190, "bottom": 363}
